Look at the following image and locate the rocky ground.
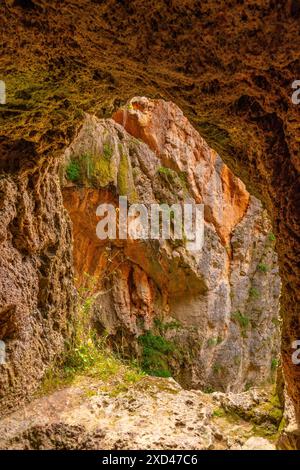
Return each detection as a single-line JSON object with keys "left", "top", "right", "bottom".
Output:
{"left": 0, "top": 375, "right": 282, "bottom": 450}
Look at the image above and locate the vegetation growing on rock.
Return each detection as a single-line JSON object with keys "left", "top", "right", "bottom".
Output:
{"left": 61, "top": 99, "right": 281, "bottom": 395}
{"left": 38, "top": 276, "right": 144, "bottom": 396}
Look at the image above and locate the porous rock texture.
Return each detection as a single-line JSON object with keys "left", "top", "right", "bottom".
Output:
{"left": 0, "top": 376, "right": 278, "bottom": 450}
{"left": 0, "top": 0, "right": 299, "bottom": 429}
{"left": 62, "top": 97, "right": 281, "bottom": 393}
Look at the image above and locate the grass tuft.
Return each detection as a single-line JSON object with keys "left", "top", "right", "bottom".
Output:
{"left": 232, "top": 310, "right": 250, "bottom": 331}
{"left": 249, "top": 287, "right": 260, "bottom": 299}
{"left": 66, "top": 160, "right": 81, "bottom": 181}
{"left": 38, "top": 276, "right": 144, "bottom": 396}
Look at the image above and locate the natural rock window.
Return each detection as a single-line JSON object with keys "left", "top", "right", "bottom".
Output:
{"left": 62, "top": 97, "right": 282, "bottom": 393}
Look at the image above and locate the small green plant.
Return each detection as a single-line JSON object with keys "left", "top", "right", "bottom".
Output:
{"left": 271, "top": 357, "right": 279, "bottom": 372}
{"left": 268, "top": 232, "right": 276, "bottom": 242}
{"left": 232, "top": 310, "right": 250, "bottom": 329}
{"left": 249, "top": 287, "right": 260, "bottom": 299}
{"left": 66, "top": 160, "right": 80, "bottom": 181}
{"left": 258, "top": 263, "right": 268, "bottom": 273}
{"left": 154, "top": 318, "right": 182, "bottom": 333}
{"left": 245, "top": 381, "right": 254, "bottom": 391}
{"left": 138, "top": 331, "right": 175, "bottom": 377}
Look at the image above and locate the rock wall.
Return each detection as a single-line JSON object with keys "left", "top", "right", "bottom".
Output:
{"left": 1, "top": 0, "right": 299, "bottom": 428}
{"left": 62, "top": 97, "right": 281, "bottom": 392}
{"left": 0, "top": 140, "right": 75, "bottom": 417}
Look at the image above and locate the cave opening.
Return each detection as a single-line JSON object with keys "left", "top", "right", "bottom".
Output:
{"left": 61, "top": 96, "right": 282, "bottom": 400}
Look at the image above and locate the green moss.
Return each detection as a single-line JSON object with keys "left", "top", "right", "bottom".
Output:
{"left": 93, "top": 153, "right": 113, "bottom": 187}
{"left": 272, "top": 317, "right": 281, "bottom": 327}
{"left": 213, "top": 362, "right": 223, "bottom": 374}
{"left": 268, "top": 232, "right": 276, "bottom": 242}
{"left": 116, "top": 147, "right": 138, "bottom": 201}
{"left": 157, "top": 166, "right": 174, "bottom": 177}
{"left": 66, "top": 160, "right": 80, "bottom": 181}
{"left": 234, "top": 356, "right": 241, "bottom": 366}
{"left": 157, "top": 166, "right": 189, "bottom": 199}
{"left": 1, "top": 70, "right": 89, "bottom": 145}
{"left": 213, "top": 388, "right": 284, "bottom": 442}
{"left": 65, "top": 147, "right": 115, "bottom": 188}
{"left": 178, "top": 171, "right": 189, "bottom": 188}
{"left": 103, "top": 142, "right": 113, "bottom": 160}
{"left": 269, "top": 405, "right": 283, "bottom": 423}
{"left": 251, "top": 423, "right": 278, "bottom": 440}
{"left": 196, "top": 122, "right": 232, "bottom": 154}
{"left": 245, "top": 381, "right": 254, "bottom": 391}
{"left": 84, "top": 388, "right": 98, "bottom": 398}
{"left": 37, "top": 277, "right": 144, "bottom": 396}
{"left": 138, "top": 331, "right": 176, "bottom": 378}
{"left": 207, "top": 337, "right": 222, "bottom": 347}
{"left": 271, "top": 357, "right": 279, "bottom": 372}
{"left": 258, "top": 263, "right": 269, "bottom": 273}
{"left": 249, "top": 391, "right": 283, "bottom": 426}
{"left": 207, "top": 338, "right": 216, "bottom": 347}
{"left": 278, "top": 416, "right": 286, "bottom": 434}
{"left": 213, "top": 407, "right": 244, "bottom": 424}
{"left": 153, "top": 318, "right": 182, "bottom": 333}
{"left": 118, "top": 151, "right": 129, "bottom": 195}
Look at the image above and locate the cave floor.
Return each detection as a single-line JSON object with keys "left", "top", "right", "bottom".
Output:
{"left": 0, "top": 376, "right": 279, "bottom": 450}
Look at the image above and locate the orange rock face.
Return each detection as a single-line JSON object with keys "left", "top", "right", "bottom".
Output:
{"left": 63, "top": 186, "right": 158, "bottom": 332}
{"left": 114, "top": 97, "right": 250, "bottom": 245}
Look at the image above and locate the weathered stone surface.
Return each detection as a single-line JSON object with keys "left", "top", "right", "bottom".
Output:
{"left": 62, "top": 98, "right": 281, "bottom": 393}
